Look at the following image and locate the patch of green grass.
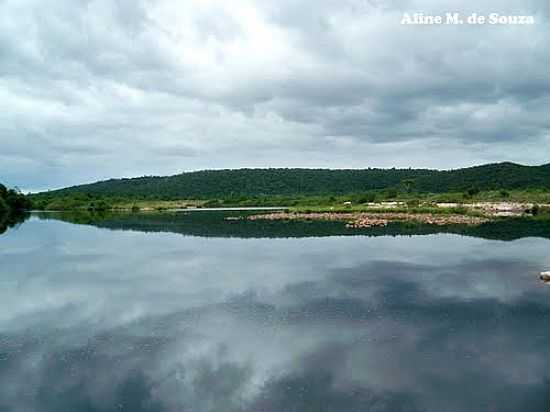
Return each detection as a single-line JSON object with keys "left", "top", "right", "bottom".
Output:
{"left": 288, "top": 204, "right": 485, "bottom": 217}
{"left": 30, "top": 188, "right": 550, "bottom": 212}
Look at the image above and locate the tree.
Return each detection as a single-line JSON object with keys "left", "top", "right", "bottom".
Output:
{"left": 357, "top": 193, "right": 376, "bottom": 204}
{"left": 0, "top": 184, "right": 32, "bottom": 213}
{"left": 464, "top": 187, "right": 480, "bottom": 198}
{"left": 401, "top": 179, "right": 416, "bottom": 193}
{"left": 385, "top": 189, "right": 398, "bottom": 199}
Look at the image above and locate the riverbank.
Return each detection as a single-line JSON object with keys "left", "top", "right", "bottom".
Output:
{"left": 28, "top": 187, "right": 550, "bottom": 212}
{"left": 28, "top": 191, "right": 550, "bottom": 223}
{"left": 290, "top": 201, "right": 547, "bottom": 217}
{"left": 244, "top": 200, "right": 550, "bottom": 228}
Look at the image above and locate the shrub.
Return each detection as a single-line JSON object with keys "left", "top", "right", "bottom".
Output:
{"left": 88, "top": 200, "right": 110, "bottom": 211}
{"left": 385, "top": 189, "right": 398, "bottom": 199}
{"left": 357, "top": 193, "right": 376, "bottom": 204}
{"left": 466, "top": 187, "right": 480, "bottom": 197}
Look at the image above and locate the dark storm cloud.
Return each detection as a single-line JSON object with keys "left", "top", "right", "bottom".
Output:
{"left": 1, "top": 0, "right": 549, "bottom": 189}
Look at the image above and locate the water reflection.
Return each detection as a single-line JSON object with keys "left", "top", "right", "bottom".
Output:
{"left": 1, "top": 216, "right": 550, "bottom": 411}
{"left": 31, "top": 210, "right": 550, "bottom": 240}
{"left": 0, "top": 211, "right": 28, "bottom": 235}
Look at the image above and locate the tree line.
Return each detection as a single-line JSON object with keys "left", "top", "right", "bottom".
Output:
{"left": 32, "top": 162, "right": 550, "bottom": 202}
{"left": 0, "top": 184, "right": 32, "bottom": 234}
{"left": 0, "top": 184, "right": 32, "bottom": 215}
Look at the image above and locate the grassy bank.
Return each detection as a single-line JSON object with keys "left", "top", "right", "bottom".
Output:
{"left": 29, "top": 189, "right": 550, "bottom": 217}
{"left": 288, "top": 205, "right": 481, "bottom": 216}
{"left": 30, "top": 195, "right": 205, "bottom": 212}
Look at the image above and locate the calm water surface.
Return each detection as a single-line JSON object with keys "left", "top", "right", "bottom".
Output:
{"left": 1, "top": 212, "right": 550, "bottom": 411}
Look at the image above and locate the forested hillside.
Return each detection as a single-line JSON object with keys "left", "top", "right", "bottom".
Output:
{"left": 414, "top": 162, "right": 550, "bottom": 192}
{"left": 33, "top": 162, "right": 550, "bottom": 201}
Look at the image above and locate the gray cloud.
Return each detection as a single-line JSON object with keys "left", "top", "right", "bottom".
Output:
{"left": 0, "top": 0, "right": 549, "bottom": 190}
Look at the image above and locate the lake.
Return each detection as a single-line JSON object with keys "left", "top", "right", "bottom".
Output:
{"left": 1, "top": 212, "right": 550, "bottom": 411}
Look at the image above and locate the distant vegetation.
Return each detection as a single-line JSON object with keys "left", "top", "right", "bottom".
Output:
{"left": 0, "top": 183, "right": 32, "bottom": 234}
{"left": 30, "top": 162, "right": 550, "bottom": 210}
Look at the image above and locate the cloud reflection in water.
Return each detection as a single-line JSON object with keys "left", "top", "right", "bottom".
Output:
{"left": 1, "top": 217, "right": 550, "bottom": 411}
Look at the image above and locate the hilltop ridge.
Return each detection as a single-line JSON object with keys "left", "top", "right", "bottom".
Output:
{"left": 34, "top": 162, "right": 550, "bottom": 200}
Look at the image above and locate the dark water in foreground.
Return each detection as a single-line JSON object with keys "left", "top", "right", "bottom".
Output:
{"left": 1, "top": 212, "right": 550, "bottom": 412}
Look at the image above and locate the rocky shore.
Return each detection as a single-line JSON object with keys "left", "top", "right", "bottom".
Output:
{"left": 436, "top": 202, "right": 546, "bottom": 217}
{"left": 246, "top": 212, "right": 489, "bottom": 228}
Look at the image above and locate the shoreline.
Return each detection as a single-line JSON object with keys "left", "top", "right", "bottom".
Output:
{"left": 27, "top": 201, "right": 549, "bottom": 225}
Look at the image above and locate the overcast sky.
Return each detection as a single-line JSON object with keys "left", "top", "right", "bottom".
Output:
{"left": 1, "top": 0, "right": 549, "bottom": 191}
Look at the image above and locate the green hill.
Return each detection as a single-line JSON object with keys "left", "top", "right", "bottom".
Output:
{"left": 33, "top": 162, "right": 550, "bottom": 201}
{"left": 414, "top": 162, "right": 550, "bottom": 192}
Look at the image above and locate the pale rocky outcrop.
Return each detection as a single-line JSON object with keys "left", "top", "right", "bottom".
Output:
{"left": 247, "top": 212, "right": 488, "bottom": 228}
